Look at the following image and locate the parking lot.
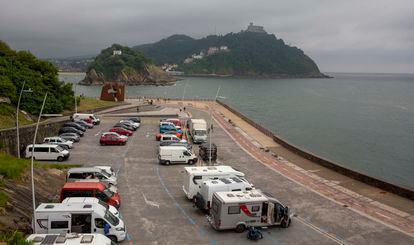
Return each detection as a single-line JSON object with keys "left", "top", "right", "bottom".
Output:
{"left": 63, "top": 106, "right": 414, "bottom": 244}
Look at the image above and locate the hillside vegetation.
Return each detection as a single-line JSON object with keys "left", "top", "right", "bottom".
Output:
{"left": 0, "top": 41, "right": 75, "bottom": 115}
{"left": 134, "top": 32, "right": 326, "bottom": 77}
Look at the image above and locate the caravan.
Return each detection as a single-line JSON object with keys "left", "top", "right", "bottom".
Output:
{"left": 182, "top": 165, "right": 245, "bottom": 200}
{"left": 34, "top": 202, "right": 126, "bottom": 242}
{"left": 26, "top": 233, "right": 113, "bottom": 245}
{"left": 208, "top": 190, "right": 292, "bottom": 233}
{"left": 194, "top": 177, "right": 253, "bottom": 212}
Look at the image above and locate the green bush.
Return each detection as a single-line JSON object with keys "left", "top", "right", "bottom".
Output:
{"left": 0, "top": 153, "right": 29, "bottom": 180}
{"left": 0, "top": 230, "right": 32, "bottom": 244}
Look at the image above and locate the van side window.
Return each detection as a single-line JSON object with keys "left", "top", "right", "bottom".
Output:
{"left": 193, "top": 176, "right": 202, "bottom": 184}
{"left": 252, "top": 206, "right": 260, "bottom": 212}
{"left": 51, "top": 221, "right": 69, "bottom": 229}
{"left": 63, "top": 190, "right": 93, "bottom": 198}
{"left": 50, "top": 148, "right": 58, "bottom": 153}
{"left": 34, "top": 147, "right": 48, "bottom": 152}
{"left": 228, "top": 206, "right": 240, "bottom": 214}
{"left": 68, "top": 173, "right": 84, "bottom": 179}
{"left": 231, "top": 189, "right": 241, "bottom": 192}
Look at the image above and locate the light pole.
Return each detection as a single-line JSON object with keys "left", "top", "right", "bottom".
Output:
{"left": 74, "top": 84, "right": 78, "bottom": 113}
{"left": 30, "top": 92, "right": 47, "bottom": 233}
{"left": 16, "top": 81, "right": 32, "bottom": 158}
{"left": 209, "top": 85, "right": 221, "bottom": 165}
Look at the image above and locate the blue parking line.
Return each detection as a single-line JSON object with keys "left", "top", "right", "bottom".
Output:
{"left": 156, "top": 165, "right": 215, "bottom": 243}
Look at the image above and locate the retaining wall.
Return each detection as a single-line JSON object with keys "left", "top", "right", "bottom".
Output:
{"left": 216, "top": 100, "right": 414, "bottom": 200}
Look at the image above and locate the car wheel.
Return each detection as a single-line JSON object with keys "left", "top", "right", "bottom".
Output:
{"left": 188, "top": 160, "right": 195, "bottom": 165}
{"left": 107, "top": 235, "right": 117, "bottom": 243}
{"left": 235, "top": 224, "right": 246, "bottom": 233}
{"left": 281, "top": 218, "right": 291, "bottom": 228}
{"left": 57, "top": 156, "right": 64, "bottom": 162}
{"left": 165, "top": 161, "right": 171, "bottom": 166}
{"left": 100, "top": 142, "right": 105, "bottom": 146}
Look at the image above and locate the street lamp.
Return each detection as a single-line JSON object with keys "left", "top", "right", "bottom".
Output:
{"left": 30, "top": 92, "right": 48, "bottom": 233}
{"left": 209, "top": 85, "right": 221, "bottom": 165}
{"left": 16, "top": 81, "right": 32, "bottom": 158}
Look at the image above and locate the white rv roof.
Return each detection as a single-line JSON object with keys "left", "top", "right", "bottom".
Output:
{"left": 215, "top": 190, "right": 268, "bottom": 203}
{"left": 27, "top": 233, "right": 111, "bottom": 245}
{"left": 36, "top": 203, "right": 105, "bottom": 216}
{"left": 62, "top": 197, "right": 100, "bottom": 204}
{"left": 184, "top": 165, "right": 244, "bottom": 176}
{"left": 191, "top": 119, "right": 207, "bottom": 124}
{"left": 203, "top": 177, "right": 252, "bottom": 188}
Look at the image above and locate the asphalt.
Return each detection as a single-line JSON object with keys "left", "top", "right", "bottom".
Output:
{"left": 59, "top": 106, "right": 414, "bottom": 245}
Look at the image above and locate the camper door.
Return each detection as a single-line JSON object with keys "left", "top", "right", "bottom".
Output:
{"left": 48, "top": 213, "right": 71, "bottom": 234}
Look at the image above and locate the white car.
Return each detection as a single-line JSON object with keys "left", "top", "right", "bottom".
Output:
{"left": 94, "top": 165, "right": 117, "bottom": 178}
{"left": 43, "top": 137, "right": 73, "bottom": 149}
{"left": 120, "top": 120, "right": 140, "bottom": 128}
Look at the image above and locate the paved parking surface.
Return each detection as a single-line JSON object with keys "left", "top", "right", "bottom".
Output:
{"left": 63, "top": 108, "right": 414, "bottom": 244}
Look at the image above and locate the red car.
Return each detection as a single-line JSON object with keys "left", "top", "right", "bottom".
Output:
{"left": 83, "top": 118, "right": 93, "bottom": 124}
{"left": 166, "top": 118, "right": 182, "bottom": 128}
{"left": 100, "top": 133, "right": 128, "bottom": 145}
{"left": 61, "top": 182, "right": 121, "bottom": 208}
{"left": 156, "top": 131, "right": 183, "bottom": 141}
{"left": 110, "top": 127, "right": 133, "bottom": 136}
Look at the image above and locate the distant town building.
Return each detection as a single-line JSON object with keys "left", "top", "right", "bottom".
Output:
{"left": 184, "top": 58, "right": 194, "bottom": 64}
{"left": 192, "top": 54, "right": 203, "bottom": 59}
{"left": 113, "top": 50, "right": 122, "bottom": 56}
{"left": 220, "top": 46, "right": 229, "bottom": 51}
{"left": 246, "top": 22, "right": 266, "bottom": 33}
{"left": 207, "top": 47, "right": 219, "bottom": 55}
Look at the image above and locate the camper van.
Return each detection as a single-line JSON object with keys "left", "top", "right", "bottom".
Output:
{"left": 158, "top": 146, "right": 197, "bottom": 165}
{"left": 72, "top": 113, "right": 100, "bottom": 125}
{"left": 25, "top": 144, "right": 70, "bottom": 161}
{"left": 60, "top": 182, "right": 121, "bottom": 209}
{"left": 188, "top": 119, "right": 208, "bottom": 143}
{"left": 194, "top": 177, "right": 254, "bottom": 212}
{"left": 62, "top": 197, "right": 120, "bottom": 218}
{"left": 34, "top": 202, "right": 126, "bottom": 242}
{"left": 208, "top": 190, "right": 292, "bottom": 233}
{"left": 182, "top": 165, "right": 245, "bottom": 200}
{"left": 66, "top": 167, "right": 118, "bottom": 186}
{"left": 26, "top": 233, "right": 113, "bottom": 245}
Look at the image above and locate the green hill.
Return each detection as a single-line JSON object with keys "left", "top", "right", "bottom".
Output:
{"left": 0, "top": 40, "right": 75, "bottom": 115}
{"left": 80, "top": 44, "right": 175, "bottom": 85}
{"left": 134, "top": 32, "right": 327, "bottom": 78}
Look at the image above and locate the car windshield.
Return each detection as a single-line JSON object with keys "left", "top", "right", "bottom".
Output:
{"left": 100, "top": 170, "right": 111, "bottom": 178}
{"left": 195, "top": 130, "right": 206, "bottom": 136}
{"left": 60, "top": 138, "right": 67, "bottom": 142}
{"left": 104, "top": 209, "right": 119, "bottom": 226}
{"left": 56, "top": 146, "right": 64, "bottom": 152}
{"left": 103, "top": 188, "right": 114, "bottom": 198}
{"left": 98, "top": 199, "right": 109, "bottom": 209}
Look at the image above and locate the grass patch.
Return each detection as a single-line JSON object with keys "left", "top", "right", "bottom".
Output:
{"left": 0, "top": 104, "right": 33, "bottom": 130}
{"left": 0, "top": 191, "right": 8, "bottom": 208}
{"left": 76, "top": 97, "right": 119, "bottom": 112}
{"left": 0, "top": 230, "right": 32, "bottom": 244}
{"left": 0, "top": 153, "right": 29, "bottom": 180}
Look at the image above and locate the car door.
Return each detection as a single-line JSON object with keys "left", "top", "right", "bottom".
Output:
{"left": 48, "top": 213, "right": 71, "bottom": 234}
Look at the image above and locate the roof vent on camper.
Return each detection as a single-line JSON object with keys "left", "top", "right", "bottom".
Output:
{"left": 207, "top": 167, "right": 217, "bottom": 170}
{"left": 80, "top": 234, "right": 94, "bottom": 243}
{"left": 83, "top": 204, "right": 92, "bottom": 209}
{"left": 227, "top": 193, "right": 235, "bottom": 197}
{"left": 44, "top": 204, "right": 55, "bottom": 209}
{"left": 42, "top": 235, "right": 59, "bottom": 244}
{"left": 31, "top": 236, "right": 44, "bottom": 242}
{"left": 55, "top": 235, "right": 67, "bottom": 243}
{"left": 220, "top": 178, "right": 231, "bottom": 184}
{"left": 250, "top": 194, "right": 262, "bottom": 197}
{"left": 212, "top": 181, "right": 218, "bottom": 184}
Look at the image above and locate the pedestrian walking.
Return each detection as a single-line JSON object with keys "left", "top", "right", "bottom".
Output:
{"left": 210, "top": 124, "right": 214, "bottom": 132}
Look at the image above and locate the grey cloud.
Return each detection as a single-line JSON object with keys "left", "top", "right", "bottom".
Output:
{"left": 0, "top": 0, "right": 413, "bottom": 73}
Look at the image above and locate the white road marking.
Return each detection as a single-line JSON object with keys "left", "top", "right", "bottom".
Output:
{"left": 295, "top": 216, "right": 346, "bottom": 244}
{"left": 142, "top": 192, "right": 160, "bottom": 208}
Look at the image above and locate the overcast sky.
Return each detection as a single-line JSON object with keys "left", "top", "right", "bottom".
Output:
{"left": 1, "top": 0, "right": 413, "bottom": 73}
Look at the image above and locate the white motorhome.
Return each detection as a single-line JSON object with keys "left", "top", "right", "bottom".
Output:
{"left": 66, "top": 167, "right": 117, "bottom": 186}
{"left": 62, "top": 197, "right": 120, "bottom": 218}
{"left": 25, "top": 144, "right": 70, "bottom": 162}
{"left": 182, "top": 165, "right": 245, "bottom": 200}
{"left": 208, "top": 190, "right": 292, "bottom": 233}
{"left": 188, "top": 119, "right": 207, "bottom": 143}
{"left": 26, "top": 233, "right": 112, "bottom": 245}
{"left": 34, "top": 202, "right": 126, "bottom": 243}
{"left": 158, "top": 146, "right": 197, "bottom": 165}
{"left": 194, "top": 177, "right": 254, "bottom": 211}
{"left": 72, "top": 113, "right": 100, "bottom": 125}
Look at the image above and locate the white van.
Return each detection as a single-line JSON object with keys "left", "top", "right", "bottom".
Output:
{"left": 182, "top": 165, "right": 245, "bottom": 200}
{"left": 73, "top": 113, "right": 100, "bottom": 125}
{"left": 159, "top": 134, "right": 186, "bottom": 143}
{"left": 26, "top": 233, "right": 112, "bottom": 245}
{"left": 34, "top": 202, "right": 126, "bottom": 242}
{"left": 25, "top": 144, "right": 70, "bottom": 161}
{"left": 62, "top": 197, "right": 120, "bottom": 218}
{"left": 208, "top": 190, "right": 292, "bottom": 233}
{"left": 67, "top": 167, "right": 118, "bottom": 186}
{"left": 188, "top": 119, "right": 207, "bottom": 143}
{"left": 158, "top": 146, "right": 197, "bottom": 165}
{"left": 194, "top": 177, "right": 254, "bottom": 211}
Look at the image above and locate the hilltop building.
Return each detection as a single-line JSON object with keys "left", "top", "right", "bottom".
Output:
{"left": 113, "top": 50, "right": 122, "bottom": 56}
{"left": 246, "top": 22, "right": 267, "bottom": 34}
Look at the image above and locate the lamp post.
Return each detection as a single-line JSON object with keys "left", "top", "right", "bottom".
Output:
{"left": 74, "top": 84, "right": 77, "bottom": 113}
{"left": 16, "top": 81, "right": 32, "bottom": 158}
{"left": 209, "top": 85, "right": 221, "bottom": 165}
{"left": 31, "top": 92, "right": 47, "bottom": 233}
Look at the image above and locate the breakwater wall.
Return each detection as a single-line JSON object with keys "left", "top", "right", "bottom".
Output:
{"left": 215, "top": 99, "right": 414, "bottom": 200}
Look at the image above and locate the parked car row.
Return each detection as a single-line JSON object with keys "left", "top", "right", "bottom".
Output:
{"left": 99, "top": 118, "right": 140, "bottom": 146}
{"left": 182, "top": 165, "right": 292, "bottom": 233}
{"left": 32, "top": 166, "right": 126, "bottom": 243}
